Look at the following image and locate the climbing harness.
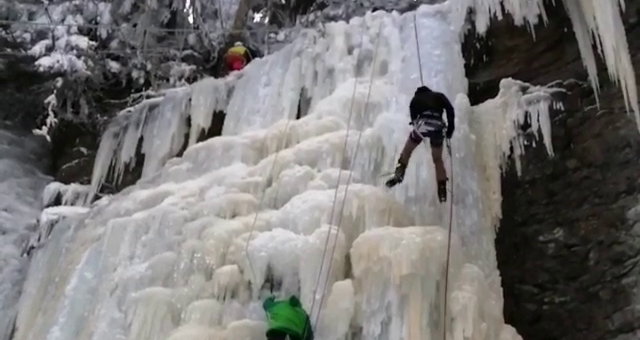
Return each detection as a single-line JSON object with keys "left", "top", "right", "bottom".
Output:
{"left": 413, "top": 10, "right": 456, "bottom": 339}
{"left": 245, "top": 17, "right": 313, "bottom": 288}
{"left": 309, "top": 18, "right": 384, "bottom": 330}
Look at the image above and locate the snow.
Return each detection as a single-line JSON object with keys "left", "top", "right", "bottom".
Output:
{"left": 11, "top": 1, "right": 637, "bottom": 340}
{"left": 32, "top": 78, "right": 63, "bottom": 141}
{"left": 14, "top": 2, "right": 101, "bottom": 76}
{"left": 0, "top": 127, "right": 50, "bottom": 340}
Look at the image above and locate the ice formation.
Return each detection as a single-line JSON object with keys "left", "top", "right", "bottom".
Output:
{"left": 13, "top": 1, "right": 637, "bottom": 340}
{"left": 454, "top": 0, "right": 639, "bottom": 128}
{"left": 42, "top": 182, "right": 93, "bottom": 207}
{"left": 0, "top": 127, "right": 50, "bottom": 339}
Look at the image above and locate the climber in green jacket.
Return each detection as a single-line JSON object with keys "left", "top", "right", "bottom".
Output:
{"left": 263, "top": 295, "right": 314, "bottom": 340}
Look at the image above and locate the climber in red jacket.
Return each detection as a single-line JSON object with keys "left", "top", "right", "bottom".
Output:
{"left": 224, "top": 41, "right": 252, "bottom": 72}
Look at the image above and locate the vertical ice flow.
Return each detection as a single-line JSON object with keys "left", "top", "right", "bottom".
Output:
{"left": 0, "top": 127, "right": 50, "bottom": 340}
{"left": 16, "top": 1, "right": 618, "bottom": 339}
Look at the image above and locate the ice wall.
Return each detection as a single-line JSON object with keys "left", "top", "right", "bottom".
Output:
{"left": 14, "top": 1, "right": 633, "bottom": 340}
{"left": 0, "top": 125, "right": 51, "bottom": 340}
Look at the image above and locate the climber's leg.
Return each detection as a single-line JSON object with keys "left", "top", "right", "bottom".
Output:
{"left": 429, "top": 133, "right": 448, "bottom": 203}
{"left": 385, "top": 132, "right": 421, "bottom": 188}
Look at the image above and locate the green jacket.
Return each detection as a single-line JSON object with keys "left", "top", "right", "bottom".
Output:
{"left": 263, "top": 295, "right": 314, "bottom": 340}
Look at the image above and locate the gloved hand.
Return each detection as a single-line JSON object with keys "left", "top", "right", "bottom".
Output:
{"left": 289, "top": 295, "right": 302, "bottom": 307}
{"left": 445, "top": 125, "right": 454, "bottom": 139}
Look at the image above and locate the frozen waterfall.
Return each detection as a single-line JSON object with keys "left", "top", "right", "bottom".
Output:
{"left": 0, "top": 125, "right": 50, "bottom": 339}
{"left": 13, "top": 1, "right": 634, "bottom": 340}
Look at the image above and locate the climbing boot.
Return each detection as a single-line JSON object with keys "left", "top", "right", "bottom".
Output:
{"left": 437, "top": 179, "right": 448, "bottom": 203}
{"left": 385, "top": 162, "right": 407, "bottom": 188}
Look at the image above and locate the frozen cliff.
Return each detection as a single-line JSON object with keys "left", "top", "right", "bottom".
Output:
{"left": 0, "top": 124, "right": 50, "bottom": 340}
{"left": 11, "top": 1, "right": 638, "bottom": 340}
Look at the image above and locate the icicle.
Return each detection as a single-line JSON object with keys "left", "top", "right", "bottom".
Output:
{"left": 88, "top": 97, "right": 161, "bottom": 199}
{"left": 42, "top": 181, "right": 65, "bottom": 206}
{"left": 115, "top": 103, "right": 150, "bottom": 183}
{"left": 449, "top": 264, "right": 491, "bottom": 340}
{"left": 563, "top": 0, "right": 639, "bottom": 129}
{"left": 562, "top": 0, "right": 602, "bottom": 106}
{"left": 211, "top": 265, "right": 245, "bottom": 302}
{"left": 140, "top": 89, "right": 192, "bottom": 178}
{"left": 263, "top": 165, "right": 316, "bottom": 208}
{"left": 42, "top": 182, "right": 92, "bottom": 207}
{"left": 188, "top": 77, "right": 232, "bottom": 147}
{"left": 299, "top": 225, "right": 347, "bottom": 317}
{"left": 351, "top": 226, "right": 463, "bottom": 340}
{"left": 241, "top": 228, "right": 303, "bottom": 297}
{"left": 174, "top": 240, "right": 209, "bottom": 286}
{"left": 465, "top": 78, "right": 564, "bottom": 230}
{"left": 314, "top": 280, "right": 355, "bottom": 340}
{"left": 457, "top": 0, "right": 639, "bottom": 128}
{"left": 126, "top": 287, "right": 179, "bottom": 340}
{"left": 182, "top": 299, "right": 223, "bottom": 327}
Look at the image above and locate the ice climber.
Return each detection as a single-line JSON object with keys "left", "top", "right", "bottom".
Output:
{"left": 224, "top": 41, "right": 252, "bottom": 72}
{"left": 263, "top": 295, "right": 314, "bottom": 340}
{"left": 385, "top": 85, "right": 455, "bottom": 203}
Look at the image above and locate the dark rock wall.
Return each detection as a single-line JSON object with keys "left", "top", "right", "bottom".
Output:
{"left": 464, "top": 2, "right": 640, "bottom": 340}
{"left": 0, "top": 54, "right": 52, "bottom": 130}
{"left": 50, "top": 120, "right": 99, "bottom": 185}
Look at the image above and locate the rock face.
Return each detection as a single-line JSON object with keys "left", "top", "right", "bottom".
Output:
{"left": 50, "top": 120, "right": 99, "bottom": 185}
{"left": 464, "top": 3, "right": 640, "bottom": 340}
{"left": 0, "top": 53, "right": 51, "bottom": 130}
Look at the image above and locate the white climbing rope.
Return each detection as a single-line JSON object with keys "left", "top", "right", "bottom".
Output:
{"left": 244, "top": 19, "right": 313, "bottom": 289}
{"left": 413, "top": 10, "right": 456, "bottom": 340}
{"left": 310, "top": 19, "right": 384, "bottom": 330}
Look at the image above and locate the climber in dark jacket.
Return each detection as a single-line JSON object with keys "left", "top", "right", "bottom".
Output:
{"left": 263, "top": 295, "right": 314, "bottom": 340}
{"left": 385, "top": 85, "right": 455, "bottom": 203}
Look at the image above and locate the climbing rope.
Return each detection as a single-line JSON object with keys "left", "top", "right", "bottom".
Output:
{"left": 413, "top": 12, "right": 425, "bottom": 88}
{"left": 442, "top": 139, "right": 454, "bottom": 339}
{"left": 245, "top": 18, "right": 312, "bottom": 288}
{"left": 414, "top": 11, "right": 456, "bottom": 340}
{"left": 310, "top": 20, "right": 384, "bottom": 330}
{"left": 245, "top": 9, "right": 455, "bottom": 338}
{"left": 305, "top": 20, "right": 374, "bottom": 315}
{"left": 244, "top": 114, "right": 294, "bottom": 287}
